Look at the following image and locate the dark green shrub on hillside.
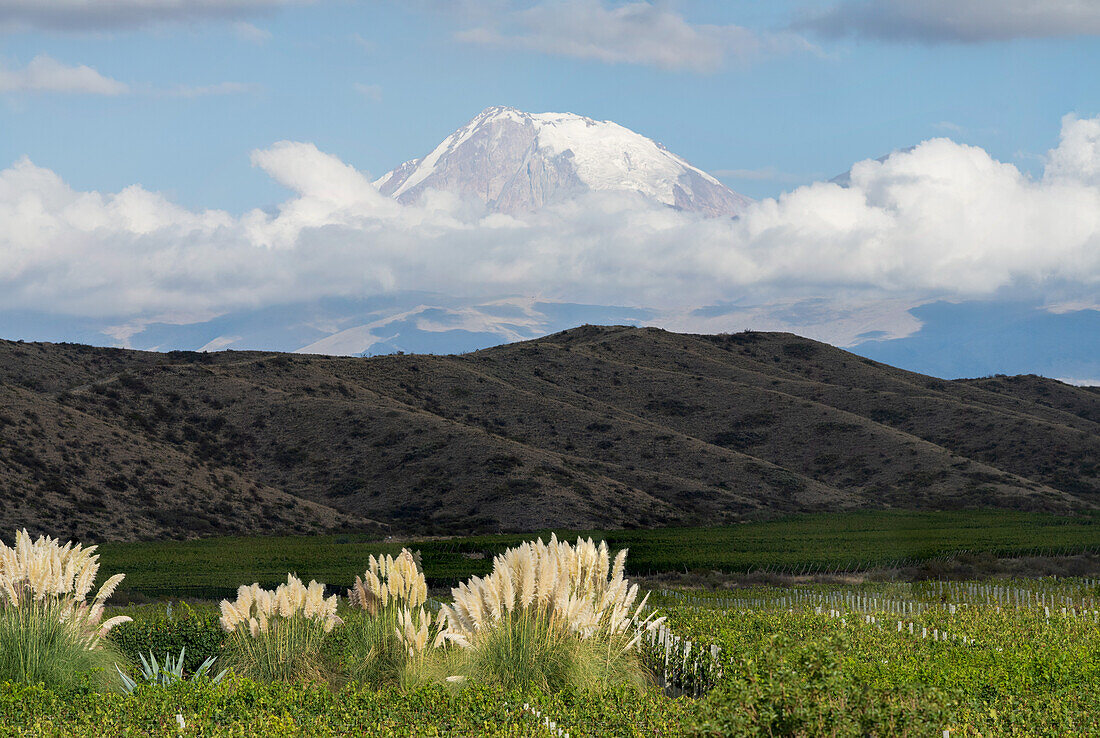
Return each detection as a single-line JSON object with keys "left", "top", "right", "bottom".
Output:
{"left": 782, "top": 342, "right": 819, "bottom": 359}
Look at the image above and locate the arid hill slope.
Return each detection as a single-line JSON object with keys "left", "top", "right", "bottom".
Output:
{"left": 0, "top": 326, "right": 1096, "bottom": 541}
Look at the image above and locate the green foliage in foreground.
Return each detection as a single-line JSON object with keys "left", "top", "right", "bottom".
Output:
{"left": 8, "top": 590, "right": 1100, "bottom": 735}
{"left": 99, "top": 509, "right": 1100, "bottom": 600}
{"left": 0, "top": 604, "right": 125, "bottom": 694}
{"left": 691, "top": 633, "right": 950, "bottom": 737}
{"left": 668, "top": 603, "right": 1100, "bottom": 736}
{"left": 0, "top": 680, "right": 688, "bottom": 737}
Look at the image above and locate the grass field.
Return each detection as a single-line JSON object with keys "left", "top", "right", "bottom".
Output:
{"left": 5, "top": 577, "right": 1099, "bottom": 735}
{"left": 6, "top": 513, "right": 1100, "bottom": 735}
{"left": 97, "top": 509, "right": 1100, "bottom": 600}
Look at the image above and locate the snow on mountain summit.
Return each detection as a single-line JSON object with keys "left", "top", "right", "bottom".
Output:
{"left": 374, "top": 106, "right": 751, "bottom": 217}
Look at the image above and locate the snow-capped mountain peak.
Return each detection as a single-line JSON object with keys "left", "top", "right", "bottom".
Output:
{"left": 374, "top": 106, "right": 751, "bottom": 216}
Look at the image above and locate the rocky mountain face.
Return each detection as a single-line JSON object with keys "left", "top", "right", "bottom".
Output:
{"left": 1, "top": 326, "right": 1097, "bottom": 541}
{"left": 374, "top": 106, "right": 752, "bottom": 216}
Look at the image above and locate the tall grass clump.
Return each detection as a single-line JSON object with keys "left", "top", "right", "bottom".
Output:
{"left": 437, "top": 534, "right": 663, "bottom": 693}
{"left": 340, "top": 549, "right": 446, "bottom": 687}
{"left": 0, "top": 529, "right": 131, "bottom": 691}
{"left": 219, "top": 574, "right": 340, "bottom": 684}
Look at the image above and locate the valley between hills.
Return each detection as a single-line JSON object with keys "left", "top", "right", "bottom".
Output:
{"left": 0, "top": 325, "right": 1097, "bottom": 542}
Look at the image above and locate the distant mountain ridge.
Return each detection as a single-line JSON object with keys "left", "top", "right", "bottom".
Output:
{"left": 374, "top": 106, "right": 752, "bottom": 216}
{"left": 1, "top": 326, "right": 1097, "bottom": 542}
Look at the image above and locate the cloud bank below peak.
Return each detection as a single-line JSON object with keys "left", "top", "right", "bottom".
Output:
{"left": 0, "top": 113, "right": 1098, "bottom": 323}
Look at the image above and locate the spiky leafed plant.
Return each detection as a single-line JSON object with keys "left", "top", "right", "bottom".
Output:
{"left": 342, "top": 549, "right": 446, "bottom": 687}
{"left": 219, "top": 574, "right": 340, "bottom": 683}
{"left": 0, "top": 529, "right": 132, "bottom": 690}
{"left": 115, "top": 647, "right": 228, "bottom": 694}
{"left": 437, "top": 535, "right": 664, "bottom": 692}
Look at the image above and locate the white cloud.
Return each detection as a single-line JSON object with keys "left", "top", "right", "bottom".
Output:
{"left": 1045, "top": 114, "right": 1100, "bottom": 187}
{"left": 453, "top": 0, "right": 810, "bottom": 72}
{"left": 0, "top": 56, "right": 256, "bottom": 98}
{"left": 353, "top": 83, "right": 382, "bottom": 102}
{"left": 1056, "top": 377, "right": 1100, "bottom": 387}
{"left": 0, "top": 54, "right": 128, "bottom": 94}
{"left": 0, "top": 0, "right": 312, "bottom": 31}
{"left": 932, "top": 121, "right": 965, "bottom": 134}
{"left": 0, "top": 114, "right": 1098, "bottom": 319}
{"left": 797, "top": 0, "right": 1100, "bottom": 43}
{"left": 350, "top": 33, "right": 375, "bottom": 52}
{"left": 234, "top": 21, "right": 272, "bottom": 42}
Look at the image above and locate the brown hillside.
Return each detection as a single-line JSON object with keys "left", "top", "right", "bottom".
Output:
{"left": 0, "top": 327, "right": 1096, "bottom": 541}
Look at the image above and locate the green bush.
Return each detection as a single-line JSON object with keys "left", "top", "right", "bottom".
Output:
{"left": 690, "top": 633, "right": 950, "bottom": 737}
{"left": 108, "top": 604, "right": 226, "bottom": 675}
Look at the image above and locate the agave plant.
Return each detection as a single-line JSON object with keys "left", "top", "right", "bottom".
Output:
{"left": 116, "top": 647, "right": 228, "bottom": 694}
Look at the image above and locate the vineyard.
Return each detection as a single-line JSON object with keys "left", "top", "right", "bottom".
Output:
{"left": 97, "top": 509, "right": 1100, "bottom": 600}
{"left": 2, "top": 577, "right": 1097, "bottom": 735}
{"left": 3, "top": 518, "right": 1100, "bottom": 735}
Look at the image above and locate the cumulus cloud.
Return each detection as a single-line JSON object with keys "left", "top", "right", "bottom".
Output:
{"left": 0, "top": 0, "right": 311, "bottom": 31}
{"left": 0, "top": 56, "right": 255, "bottom": 98}
{"left": 453, "top": 0, "right": 810, "bottom": 72}
{"left": 0, "top": 54, "right": 129, "bottom": 94}
{"left": 1045, "top": 114, "right": 1100, "bottom": 187}
{"left": 797, "top": 0, "right": 1100, "bottom": 43}
{"left": 1, "top": 114, "right": 1098, "bottom": 319}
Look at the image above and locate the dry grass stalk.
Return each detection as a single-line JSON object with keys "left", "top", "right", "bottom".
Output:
{"left": 441, "top": 534, "right": 663, "bottom": 650}
{"left": 0, "top": 529, "right": 131, "bottom": 646}
{"left": 346, "top": 548, "right": 445, "bottom": 658}
{"left": 397, "top": 606, "right": 448, "bottom": 657}
{"left": 219, "top": 574, "right": 340, "bottom": 636}
{"left": 347, "top": 549, "right": 427, "bottom": 615}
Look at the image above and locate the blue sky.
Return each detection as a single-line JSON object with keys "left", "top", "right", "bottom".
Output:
{"left": 0, "top": 1, "right": 1099, "bottom": 380}
{"left": 2, "top": 1, "right": 1097, "bottom": 211}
